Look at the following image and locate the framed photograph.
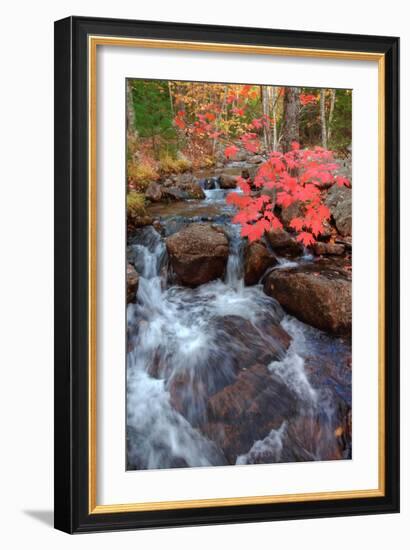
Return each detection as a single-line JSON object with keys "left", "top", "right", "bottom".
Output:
{"left": 54, "top": 16, "right": 400, "bottom": 533}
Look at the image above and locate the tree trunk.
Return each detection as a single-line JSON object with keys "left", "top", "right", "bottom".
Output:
{"left": 261, "top": 86, "right": 272, "bottom": 151}
{"left": 270, "top": 87, "right": 278, "bottom": 150}
{"left": 168, "top": 81, "right": 175, "bottom": 117}
{"left": 126, "top": 80, "right": 136, "bottom": 135}
{"left": 213, "top": 85, "right": 227, "bottom": 156}
{"left": 282, "top": 87, "right": 300, "bottom": 152}
{"left": 327, "top": 89, "right": 336, "bottom": 144}
{"left": 320, "top": 88, "right": 327, "bottom": 149}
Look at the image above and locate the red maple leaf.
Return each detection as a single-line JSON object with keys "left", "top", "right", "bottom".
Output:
{"left": 204, "top": 112, "right": 216, "bottom": 121}
{"left": 225, "top": 145, "right": 239, "bottom": 160}
{"left": 289, "top": 217, "right": 305, "bottom": 232}
{"left": 335, "top": 176, "right": 351, "bottom": 187}
{"left": 251, "top": 118, "right": 263, "bottom": 129}
{"left": 174, "top": 116, "right": 186, "bottom": 129}
{"left": 233, "top": 208, "right": 260, "bottom": 224}
{"left": 241, "top": 219, "right": 270, "bottom": 242}
{"left": 226, "top": 192, "right": 251, "bottom": 208}
{"left": 296, "top": 232, "right": 316, "bottom": 247}
{"left": 236, "top": 176, "right": 251, "bottom": 194}
{"left": 300, "top": 93, "right": 318, "bottom": 106}
{"left": 276, "top": 192, "right": 294, "bottom": 208}
{"left": 241, "top": 133, "right": 260, "bottom": 153}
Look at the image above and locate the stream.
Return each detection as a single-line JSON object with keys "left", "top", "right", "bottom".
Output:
{"left": 126, "top": 179, "right": 352, "bottom": 470}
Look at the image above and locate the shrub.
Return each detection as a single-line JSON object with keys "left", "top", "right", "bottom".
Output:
{"left": 159, "top": 154, "right": 192, "bottom": 175}
{"left": 127, "top": 191, "right": 146, "bottom": 218}
{"left": 127, "top": 161, "right": 158, "bottom": 191}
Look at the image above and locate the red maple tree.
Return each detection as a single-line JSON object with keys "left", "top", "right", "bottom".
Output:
{"left": 226, "top": 142, "right": 350, "bottom": 245}
{"left": 173, "top": 85, "right": 350, "bottom": 246}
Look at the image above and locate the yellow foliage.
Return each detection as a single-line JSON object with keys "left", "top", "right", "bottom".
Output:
{"left": 159, "top": 154, "right": 192, "bottom": 175}
{"left": 200, "top": 156, "right": 214, "bottom": 168}
{"left": 127, "top": 161, "right": 158, "bottom": 191}
{"left": 127, "top": 191, "right": 146, "bottom": 218}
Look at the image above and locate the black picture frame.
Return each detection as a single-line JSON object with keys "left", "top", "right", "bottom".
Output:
{"left": 54, "top": 15, "right": 400, "bottom": 534}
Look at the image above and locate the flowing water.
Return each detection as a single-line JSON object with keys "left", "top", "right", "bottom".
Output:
{"left": 126, "top": 182, "right": 351, "bottom": 470}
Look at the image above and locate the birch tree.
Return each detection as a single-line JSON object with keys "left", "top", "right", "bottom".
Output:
{"left": 320, "top": 88, "right": 327, "bottom": 149}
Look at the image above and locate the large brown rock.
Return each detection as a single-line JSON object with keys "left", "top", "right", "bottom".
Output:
{"left": 313, "top": 242, "right": 345, "bottom": 256}
{"left": 127, "top": 214, "right": 154, "bottom": 234}
{"left": 183, "top": 182, "right": 206, "bottom": 199}
{"left": 162, "top": 187, "right": 188, "bottom": 201}
{"left": 241, "top": 165, "right": 259, "bottom": 182}
{"left": 127, "top": 263, "right": 139, "bottom": 304}
{"left": 280, "top": 201, "right": 304, "bottom": 227}
{"left": 266, "top": 229, "right": 303, "bottom": 257}
{"left": 144, "top": 182, "right": 163, "bottom": 202}
{"left": 219, "top": 174, "right": 238, "bottom": 189}
{"left": 247, "top": 155, "right": 265, "bottom": 164}
{"left": 174, "top": 175, "right": 206, "bottom": 199}
{"left": 166, "top": 224, "right": 229, "bottom": 287}
{"left": 325, "top": 185, "right": 352, "bottom": 237}
{"left": 263, "top": 261, "right": 351, "bottom": 334}
{"left": 244, "top": 241, "right": 277, "bottom": 285}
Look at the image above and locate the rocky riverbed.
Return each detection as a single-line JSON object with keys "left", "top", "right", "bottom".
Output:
{"left": 126, "top": 153, "right": 352, "bottom": 470}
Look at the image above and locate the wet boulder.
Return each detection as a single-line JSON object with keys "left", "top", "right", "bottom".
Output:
{"left": 325, "top": 185, "right": 352, "bottom": 237}
{"left": 313, "top": 242, "right": 345, "bottom": 256}
{"left": 241, "top": 164, "right": 259, "bottom": 182}
{"left": 182, "top": 181, "right": 206, "bottom": 199}
{"left": 127, "top": 214, "right": 154, "bottom": 234}
{"left": 247, "top": 154, "right": 265, "bottom": 164}
{"left": 174, "top": 172, "right": 195, "bottom": 186}
{"left": 162, "top": 187, "right": 188, "bottom": 201}
{"left": 166, "top": 223, "right": 229, "bottom": 286}
{"left": 266, "top": 228, "right": 303, "bottom": 257}
{"left": 280, "top": 201, "right": 304, "bottom": 228}
{"left": 127, "top": 263, "right": 139, "bottom": 304}
{"left": 200, "top": 177, "right": 218, "bottom": 190}
{"left": 219, "top": 174, "right": 238, "bottom": 189}
{"left": 263, "top": 260, "right": 352, "bottom": 335}
{"left": 144, "top": 182, "right": 163, "bottom": 202}
{"left": 244, "top": 241, "right": 277, "bottom": 285}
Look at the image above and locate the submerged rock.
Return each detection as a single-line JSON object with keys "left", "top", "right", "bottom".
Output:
{"left": 264, "top": 261, "right": 351, "bottom": 335}
{"left": 244, "top": 241, "right": 277, "bottom": 285}
{"left": 212, "top": 314, "right": 291, "bottom": 368}
{"left": 164, "top": 313, "right": 291, "bottom": 426}
{"left": 166, "top": 223, "right": 229, "bottom": 286}
{"left": 203, "top": 364, "right": 298, "bottom": 462}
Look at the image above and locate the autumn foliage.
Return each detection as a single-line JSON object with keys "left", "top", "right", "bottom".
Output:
{"left": 226, "top": 142, "right": 350, "bottom": 245}
{"left": 173, "top": 84, "right": 350, "bottom": 246}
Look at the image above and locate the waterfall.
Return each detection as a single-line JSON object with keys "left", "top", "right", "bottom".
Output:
{"left": 224, "top": 223, "right": 244, "bottom": 289}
